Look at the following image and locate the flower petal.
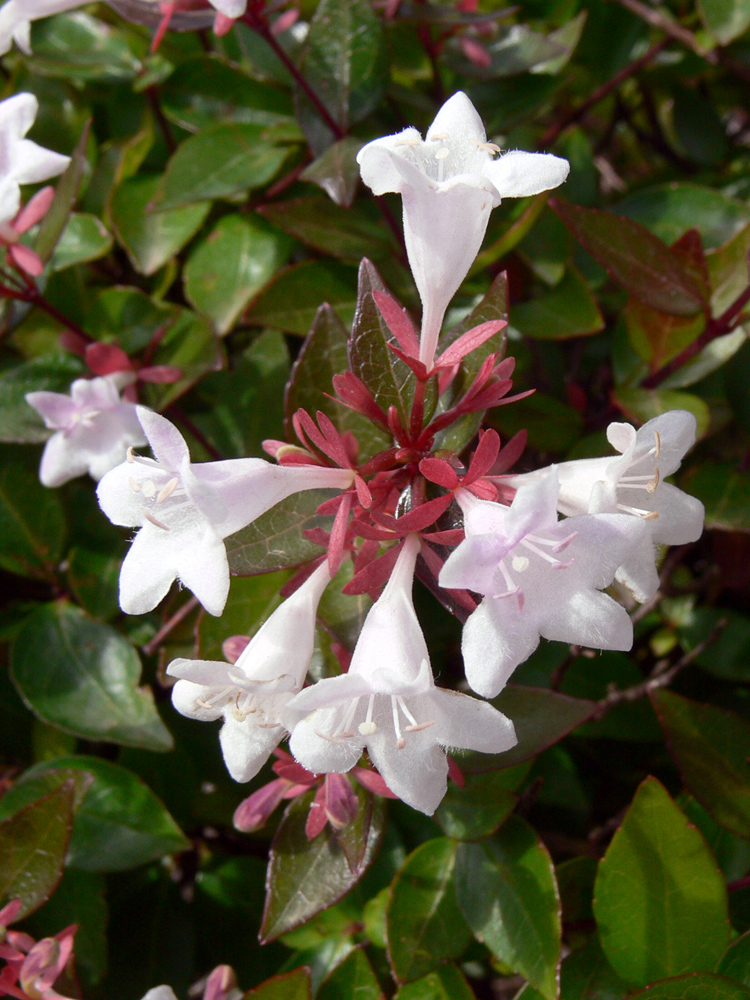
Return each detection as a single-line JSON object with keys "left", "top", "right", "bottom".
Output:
{"left": 290, "top": 708, "right": 363, "bottom": 774}
{"left": 484, "top": 149, "right": 570, "bottom": 198}
{"left": 118, "top": 527, "right": 178, "bottom": 615}
{"left": 461, "top": 598, "right": 541, "bottom": 698}
{"left": 428, "top": 688, "right": 517, "bottom": 755}
{"left": 220, "top": 715, "right": 285, "bottom": 783}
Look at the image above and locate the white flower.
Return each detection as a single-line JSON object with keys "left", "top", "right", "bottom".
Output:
{"left": 97, "top": 406, "right": 354, "bottom": 616}
{"left": 357, "top": 91, "right": 569, "bottom": 369}
{"left": 0, "top": 92, "right": 69, "bottom": 228}
{"left": 25, "top": 373, "right": 146, "bottom": 487}
{"left": 545, "top": 411, "right": 704, "bottom": 603}
{"left": 440, "top": 474, "right": 646, "bottom": 699}
{"left": 141, "top": 990, "right": 178, "bottom": 1000}
{"left": 168, "top": 561, "right": 331, "bottom": 782}
{"left": 288, "top": 535, "right": 517, "bottom": 815}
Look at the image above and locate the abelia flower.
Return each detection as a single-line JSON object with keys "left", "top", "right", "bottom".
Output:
{"left": 97, "top": 407, "right": 354, "bottom": 616}
{"left": 440, "top": 473, "right": 646, "bottom": 699}
{"left": 141, "top": 967, "right": 241, "bottom": 1000}
{"left": 288, "top": 535, "right": 517, "bottom": 815}
{"left": 26, "top": 373, "right": 146, "bottom": 487}
{"left": 357, "top": 91, "right": 569, "bottom": 369}
{"left": 525, "top": 411, "right": 705, "bottom": 603}
{"left": 0, "top": 93, "right": 69, "bottom": 229}
{"left": 167, "top": 560, "right": 331, "bottom": 781}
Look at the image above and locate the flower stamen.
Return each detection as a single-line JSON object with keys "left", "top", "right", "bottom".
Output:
{"left": 143, "top": 509, "right": 170, "bottom": 530}
{"left": 157, "top": 477, "right": 179, "bottom": 504}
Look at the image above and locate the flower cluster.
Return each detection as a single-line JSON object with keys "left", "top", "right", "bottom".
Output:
{"left": 26, "top": 93, "right": 704, "bottom": 817}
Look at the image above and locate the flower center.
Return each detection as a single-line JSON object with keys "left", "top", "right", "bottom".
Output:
{"left": 491, "top": 528, "right": 578, "bottom": 611}
{"left": 315, "top": 693, "right": 435, "bottom": 751}
{"left": 616, "top": 430, "right": 661, "bottom": 520}
{"left": 194, "top": 685, "right": 284, "bottom": 729}
{"left": 126, "top": 447, "right": 192, "bottom": 531}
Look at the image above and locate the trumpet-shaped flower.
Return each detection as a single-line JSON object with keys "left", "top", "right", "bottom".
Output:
{"left": 288, "top": 535, "right": 517, "bottom": 815}
{"left": 168, "top": 561, "right": 331, "bottom": 782}
{"left": 26, "top": 373, "right": 146, "bottom": 487}
{"left": 357, "top": 91, "right": 568, "bottom": 369}
{"left": 526, "top": 411, "right": 704, "bottom": 602}
{"left": 97, "top": 407, "right": 354, "bottom": 616}
{"left": 0, "top": 93, "right": 69, "bottom": 228}
{"left": 440, "top": 474, "right": 646, "bottom": 699}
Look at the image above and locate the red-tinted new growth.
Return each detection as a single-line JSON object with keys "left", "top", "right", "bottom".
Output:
{"left": 374, "top": 492, "right": 453, "bottom": 534}
{"left": 420, "top": 457, "right": 460, "bottom": 490}
{"left": 434, "top": 320, "right": 507, "bottom": 369}
{"left": 85, "top": 342, "right": 132, "bottom": 376}
{"left": 463, "top": 428, "right": 501, "bottom": 485}
{"left": 331, "top": 372, "right": 389, "bottom": 427}
{"left": 490, "top": 429, "right": 527, "bottom": 475}
{"left": 343, "top": 541, "right": 403, "bottom": 595}
{"left": 352, "top": 766, "right": 398, "bottom": 798}
{"left": 328, "top": 492, "right": 352, "bottom": 575}
{"left": 373, "top": 289, "right": 420, "bottom": 358}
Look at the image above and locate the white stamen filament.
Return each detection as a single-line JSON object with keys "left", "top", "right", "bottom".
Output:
{"left": 617, "top": 503, "right": 659, "bottom": 519}
{"left": 521, "top": 537, "right": 568, "bottom": 566}
{"left": 358, "top": 694, "right": 377, "bottom": 736}
{"left": 392, "top": 697, "right": 405, "bottom": 749}
{"left": 338, "top": 696, "right": 361, "bottom": 739}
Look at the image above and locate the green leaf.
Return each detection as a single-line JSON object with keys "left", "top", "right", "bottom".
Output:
{"left": 258, "top": 195, "right": 392, "bottom": 262}
{"left": 593, "top": 776, "right": 730, "bottom": 986}
{"left": 197, "top": 570, "right": 289, "bottom": 661}
{"left": 66, "top": 545, "right": 121, "bottom": 621}
{"left": 139, "top": 309, "right": 223, "bottom": 411}
{"left": 301, "top": 137, "right": 364, "bottom": 208}
{"left": 560, "top": 936, "right": 631, "bottom": 1000}
{"left": 11, "top": 756, "right": 190, "bottom": 873}
{"left": 624, "top": 973, "right": 750, "bottom": 999}
{"left": 393, "top": 965, "right": 477, "bottom": 1000}
{"left": 387, "top": 838, "right": 471, "bottom": 983}
{"left": 488, "top": 391, "right": 585, "bottom": 454}
{"left": 0, "top": 354, "right": 84, "bottom": 444}
{"left": 349, "top": 260, "right": 418, "bottom": 426}
{"left": 461, "top": 686, "right": 596, "bottom": 772}
{"left": 672, "top": 87, "right": 729, "bottom": 167}
{"left": 511, "top": 266, "right": 604, "bottom": 340}
{"left": 184, "top": 214, "right": 293, "bottom": 334}
{"left": 29, "top": 12, "right": 141, "bottom": 81}
{"left": 454, "top": 817, "right": 561, "bottom": 1000}
{"left": 718, "top": 930, "right": 750, "bottom": 986}
{"left": 296, "top": 0, "right": 387, "bottom": 148}
{"left": 11, "top": 603, "right": 173, "bottom": 750}
{"left": 245, "top": 968, "right": 313, "bottom": 1000}
{"left": 699, "top": 0, "right": 750, "bottom": 45}
{"left": 0, "top": 458, "right": 66, "bottom": 577}
{"left": 680, "top": 463, "right": 750, "bottom": 532}
{"left": 35, "top": 120, "right": 91, "bottom": 265}
{"left": 651, "top": 689, "right": 750, "bottom": 839}
{"left": 284, "top": 303, "right": 391, "bottom": 460}
{"left": 156, "top": 123, "right": 294, "bottom": 210}
{"left": 552, "top": 201, "right": 706, "bottom": 317}
{"left": 50, "top": 212, "right": 113, "bottom": 271}
{"left": 435, "top": 767, "right": 524, "bottom": 840}
{"left": 225, "top": 489, "right": 331, "bottom": 575}
{"left": 617, "top": 184, "right": 750, "bottom": 250}
{"left": 660, "top": 330, "right": 747, "bottom": 389}
{"left": 161, "top": 55, "right": 297, "bottom": 133}
{"left": 0, "top": 780, "right": 76, "bottom": 920}
{"left": 110, "top": 174, "right": 210, "bottom": 276}
{"left": 625, "top": 297, "right": 705, "bottom": 371}
{"left": 613, "top": 388, "right": 710, "bottom": 440}
{"left": 707, "top": 223, "right": 750, "bottom": 316}
{"left": 317, "top": 949, "right": 384, "bottom": 1000}
{"left": 260, "top": 785, "right": 385, "bottom": 942}
{"left": 247, "top": 261, "right": 358, "bottom": 336}
{"left": 316, "top": 560, "right": 373, "bottom": 652}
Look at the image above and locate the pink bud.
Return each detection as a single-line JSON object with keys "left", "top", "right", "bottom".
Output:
{"left": 85, "top": 342, "right": 133, "bottom": 376}
{"left": 459, "top": 35, "right": 492, "bottom": 69}
{"left": 324, "top": 772, "right": 358, "bottom": 830}
{"left": 271, "top": 8, "right": 299, "bottom": 35}
{"left": 137, "top": 365, "right": 183, "bottom": 384}
{"left": 233, "top": 779, "right": 289, "bottom": 832}
{"left": 221, "top": 635, "right": 251, "bottom": 664}
{"left": 213, "top": 12, "right": 235, "bottom": 35}
{"left": 13, "top": 187, "right": 55, "bottom": 234}
{"left": 9, "top": 243, "right": 44, "bottom": 276}
{"left": 203, "top": 964, "right": 238, "bottom": 1000}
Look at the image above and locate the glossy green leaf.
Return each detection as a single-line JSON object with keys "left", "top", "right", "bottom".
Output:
{"left": 110, "top": 174, "right": 210, "bottom": 276}
{"left": 29, "top": 11, "right": 141, "bottom": 81}
{"left": 316, "top": 560, "right": 372, "bottom": 652}
{"left": 552, "top": 200, "right": 706, "bottom": 317}
{"left": 50, "top": 212, "right": 113, "bottom": 271}
{"left": 683, "top": 796, "right": 750, "bottom": 881}
{"left": 225, "top": 489, "right": 331, "bottom": 575}
{"left": 11, "top": 603, "right": 173, "bottom": 750}
{"left": 672, "top": 88, "right": 729, "bottom": 167}
{"left": 651, "top": 689, "right": 750, "bottom": 839}
{"left": 489, "top": 391, "right": 585, "bottom": 454}
{"left": 511, "top": 266, "right": 604, "bottom": 340}
{"left": 625, "top": 297, "right": 705, "bottom": 370}
{"left": 66, "top": 545, "right": 121, "bottom": 621}
{"left": 284, "top": 303, "right": 391, "bottom": 460}
{"left": 594, "top": 777, "right": 730, "bottom": 986}
{"left": 139, "top": 309, "right": 223, "bottom": 411}
{"left": 301, "top": 137, "right": 363, "bottom": 208}
{"left": 660, "top": 329, "right": 747, "bottom": 389}
{"left": 0, "top": 453, "right": 66, "bottom": 579}
{"left": 0, "top": 780, "right": 76, "bottom": 920}
{"left": 245, "top": 968, "right": 313, "bottom": 1000}
{"left": 296, "top": 0, "right": 387, "bottom": 148}
{"left": 258, "top": 195, "right": 392, "bottom": 263}
{"left": 393, "top": 965, "right": 476, "bottom": 1000}
{"left": 613, "top": 388, "right": 710, "bottom": 440}
{"left": 718, "top": 930, "right": 750, "bottom": 986}
{"left": 12, "top": 756, "right": 190, "bottom": 873}
{"left": 707, "top": 223, "right": 750, "bottom": 316}
{"left": 625, "top": 973, "right": 750, "bottom": 999}
{"left": 247, "top": 261, "right": 358, "bottom": 336}
{"left": 318, "top": 948, "right": 384, "bottom": 1000}
{"left": 387, "top": 838, "right": 471, "bottom": 983}
{"left": 161, "top": 55, "right": 297, "bottom": 133}
{"left": 184, "top": 214, "right": 292, "bottom": 334}
{"left": 35, "top": 120, "right": 91, "bottom": 265}
{"left": 700, "top": 0, "right": 750, "bottom": 44}
{"left": 681, "top": 463, "right": 750, "bottom": 532}
{"left": 560, "top": 936, "right": 630, "bottom": 1000}
{"left": 156, "top": 123, "right": 293, "bottom": 210}
{"left": 197, "top": 570, "right": 289, "bottom": 661}
{"left": 434, "top": 767, "right": 523, "bottom": 840}
{"left": 617, "top": 184, "right": 750, "bottom": 250}
{"left": 454, "top": 817, "right": 561, "bottom": 999}
{"left": 461, "top": 686, "right": 596, "bottom": 772}
{"left": 260, "top": 785, "right": 385, "bottom": 942}
{"left": 349, "top": 260, "right": 417, "bottom": 426}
